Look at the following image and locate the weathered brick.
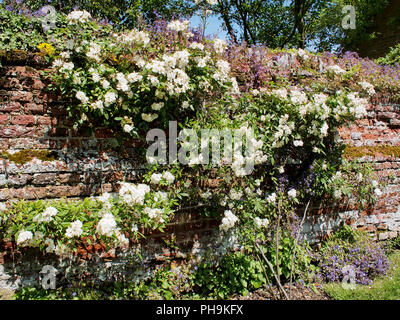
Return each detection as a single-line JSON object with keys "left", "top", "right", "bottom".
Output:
{"left": 48, "top": 127, "right": 69, "bottom": 137}
{"left": 58, "top": 173, "right": 81, "bottom": 184}
{"left": 0, "top": 138, "right": 8, "bottom": 150}
{"left": 2, "top": 62, "right": 400, "bottom": 248}
{"left": 11, "top": 115, "right": 35, "bottom": 126}
{"left": 0, "top": 101, "right": 22, "bottom": 112}
{"left": 35, "top": 125, "right": 51, "bottom": 137}
{"left": 25, "top": 103, "right": 44, "bottom": 114}
{"left": 6, "top": 159, "right": 69, "bottom": 174}
{"left": 4, "top": 66, "right": 40, "bottom": 78}
{"left": 36, "top": 116, "right": 52, "bottom": 126}
{"left": 8, "top": 137, "right": 50, "bottom": 149}
{"left": 390, "top": 119, "right": 400, "bottom": 127}
{"left": 0, "top": 188, "right": 11, "bottom": 201}
{"left": 95, "top": 128, "right": 115, "bottom": 138}
{"left": 33, "top": 173, "right": 57, "bottom": 185}
{"left": 7, "top": 174, "right": 31, "bottom": 187}
{"left": 0, "top": 77, "right": 21, "bottom": 90}
{"left": 0, "top": 174, "right": 7, "bottom": 187}
{"left": 32, "top": 79, "right": 45, "bottom": 90}
{"left": 0, "top": 126, "right": 35, "bottom": 138}
{"left": 0, "top": 114, "right": 8, "bottom": 124}
{"left": 5, "top": 187, "right": 47, "bottom": 200}
{"left": 9, "top": 91, "right": 33, "bottom": 102}
{"left": 46, "top": 185, "right": 73, "bottom": 198}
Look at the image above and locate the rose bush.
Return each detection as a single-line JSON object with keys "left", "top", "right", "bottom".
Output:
{"left": 0, "top": 170, "right": 179, "bottom": 257}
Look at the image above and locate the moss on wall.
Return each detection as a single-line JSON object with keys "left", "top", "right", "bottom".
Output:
{"left": 0, "top": 150, "right": 57, "bottom": 164}
{"left": 0, "top": 50, "right": 46, "bottom": 66}
{"left": 344, "top": 145, "right": 400, "bottom": 159}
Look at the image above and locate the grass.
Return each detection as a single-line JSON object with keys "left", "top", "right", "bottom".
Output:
{"left": 324, "top": 250, "right": 400, "bottom": 300}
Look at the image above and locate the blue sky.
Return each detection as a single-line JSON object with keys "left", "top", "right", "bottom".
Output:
{"left": 189, "top": 14, "right": 228, "bottom": 40}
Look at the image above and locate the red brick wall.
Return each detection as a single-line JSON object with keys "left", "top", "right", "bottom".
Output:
{"left": 0, "top": 63, "right": 121, "bottom": 200}
{"left": 1, "top": 56, "right": 400, "bottom": 244}
{"left": 0, "top": 57, "right": 219, "bottom": 250}
{"left": 303, "top": 101, "right": 400, "bottom": 242}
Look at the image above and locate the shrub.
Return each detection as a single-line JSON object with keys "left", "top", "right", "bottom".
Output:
{"left": 193, "top": 232, "right": 315, "bottom": 300}
{"left": 0, "top": 169, "right": 180, "bottom": 257}
{"left": 384, "top": 234, "right": 400, "bottom": 252}
{"left": 0, "top": 7, "right": 46, "bottom": 51}
{"left": 318, "top": 225, "right": 389, "bottom": 285}
{"left": 114, "top": 264, "right": 196, "bottom": 300}
{"left": 193, "top": 250, "right": 266, "bottom": 299}
{"left": 376, "top": 43, "right": 400, "bottom": 66}
{"left": 14, "top": 263, "right": 197, "bottom": 300}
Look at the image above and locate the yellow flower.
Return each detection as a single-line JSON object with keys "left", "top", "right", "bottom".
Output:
{"left": 38, "top": 43, "right": 55, "bottom": 57}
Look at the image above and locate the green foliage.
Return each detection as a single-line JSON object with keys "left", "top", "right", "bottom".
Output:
{"left": 0, "top": 7, "right": 45, "bottom": 51}
{"left": 327, "top": 224, "right": 365, "bottom": 244}
{"left": 0, "top": 6, "right": 391, "bottom": 301}
{"left": 337, "top": 0, "right": 391, "bottom": 52}
{"left": 113, "top": 264, "right": 196, "bottom": 300}
{"left": 376, "top": 43, "right": 400, "bottom": 66}
{"left": 13, "top": 264, "right": 198, "bottom": 300}
{"left": 0, "top": 177, "right": 178, "bottom": 256}
{"left": 257, "top": 233, "right": 315, "bottom": 281}
{"left": 193, "top": 231, "right": 314, "bottom": 300}
{"left": 199, "top": 0, "right": 390, "bottom": 51}
{"left": 14, "top": 282, "right": 113, "bottom": 300}
{"left": 193, "top": 250, "right": 266, "bottom": 299}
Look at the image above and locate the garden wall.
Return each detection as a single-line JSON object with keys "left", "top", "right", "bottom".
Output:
{"left": 0, "top": 53, "right": 225, "bottom": 294}
{"left": 303, "top": 100, "right": 400, "bottom": 242}
{"left": 1, "top": 52, "right": 400, "bottom": 294}
{"left": 0, "top": 52, "right": 219, "bottom": 270}
{"left": 1, "top": 54, "right": 400, "bottom": 243}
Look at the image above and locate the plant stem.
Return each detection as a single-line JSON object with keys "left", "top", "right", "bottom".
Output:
{"left": 275, "top": 198, "right": 282, "bottom": 296}
{"left": 255, "top": 242, "right": 289, "bottom": 300}
{"left": 289, "top": 200, "right": 310, "bottom": 299}
{"left": 255, "top": 251, "right": 278, "bottom": 300}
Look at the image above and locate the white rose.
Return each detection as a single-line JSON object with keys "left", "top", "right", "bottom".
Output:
{"left": 288, "top": 189, "right": 297, "bottom": 199}
{"left": 17, "top": 230, "right": 33, "bottom": 246}
{"left": 162, "top": 171, "right": 175, "bottom": 184}
{"left": 150, "top": 173, "right": 163, "bottom": 184}
{"left": 123, "top": 124, "right": 134, "bottom": 133}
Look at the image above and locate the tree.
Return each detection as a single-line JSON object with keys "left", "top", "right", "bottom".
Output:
{"left": 209, "top": 0, "right": 333, "bottom": 49}
{"left": 205, "top": 0, "right": 390, "bottom": 52}
{"left": 333, "top": 0, "right": 391, "bottom": 52}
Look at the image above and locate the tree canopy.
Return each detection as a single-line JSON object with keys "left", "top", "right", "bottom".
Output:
{"left": 209, "top": 0, "right": 390, "bottom": 52}
{"left": 2, "top": 0, "right": 392, "bottom": 52}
